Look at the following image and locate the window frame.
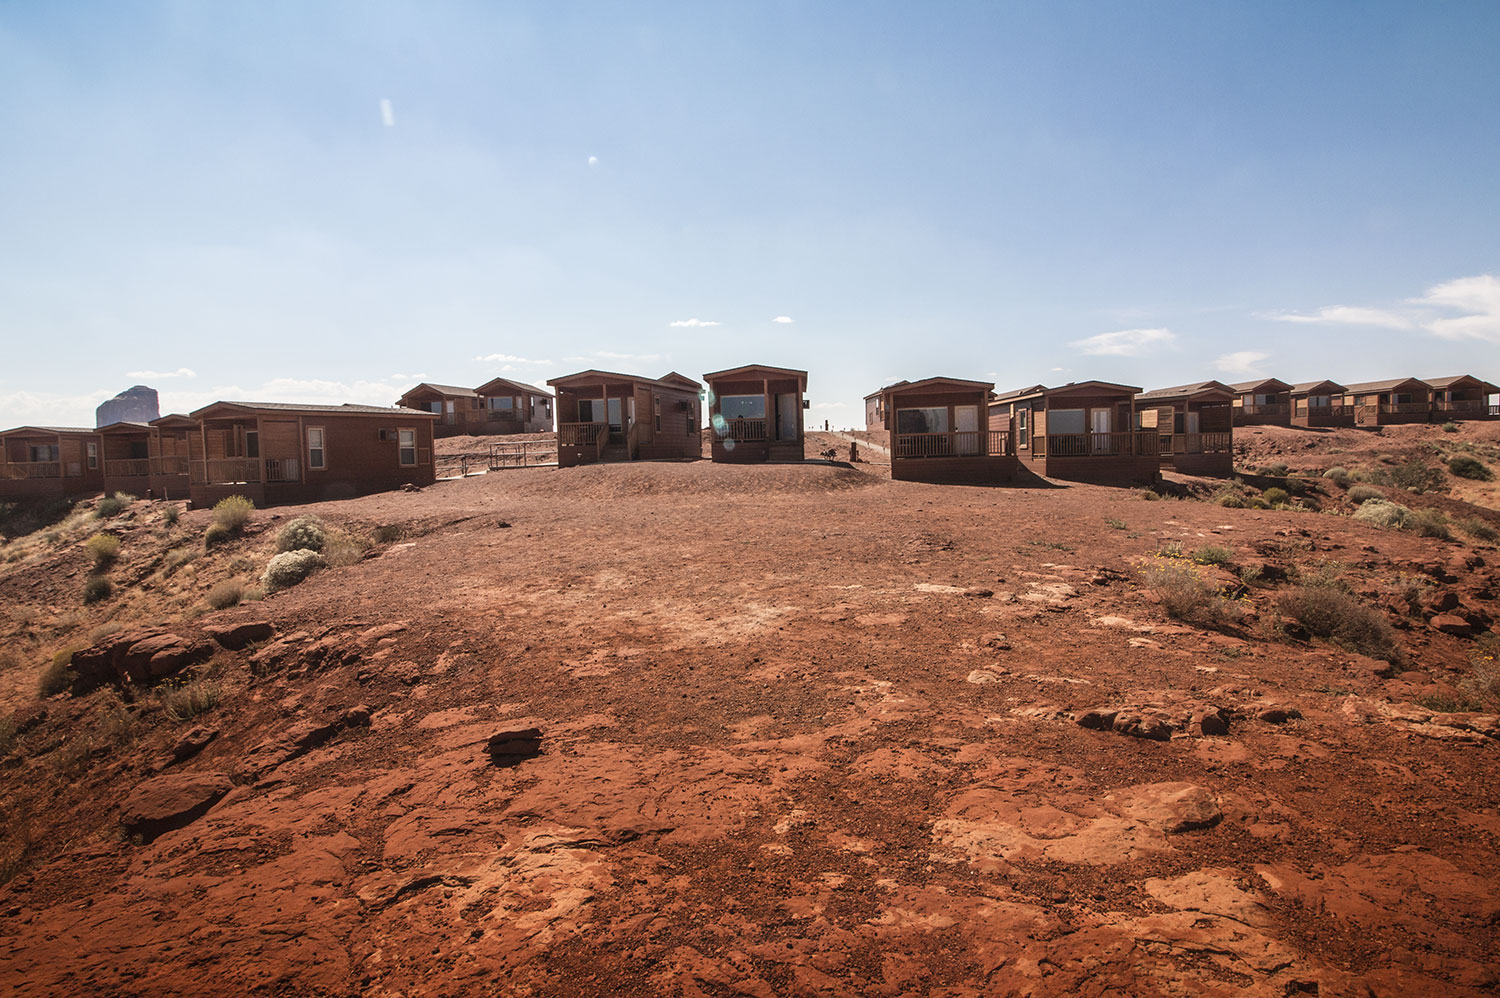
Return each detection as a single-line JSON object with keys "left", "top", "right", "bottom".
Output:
{"left": 1016, "top": 407, "right": 1028, "bottom": 448}
{"left": 307, "top": 426, "right": 327, "bottom": 471}
{"left": 397, "top": 427, "right": 417, "bottom": 467}
{"left": 86, "top": 441, "right": 98, "bottom": 469}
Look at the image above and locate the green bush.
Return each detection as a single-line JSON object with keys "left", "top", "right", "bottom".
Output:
{"left": 94, "top": 494, "right": 130, "bottom": 519}
{"left": 1215, "top": 493, "right": 1246, "bottom": 508}
{"left": 275, "top": 516, "right": 327, "bottom": 553}
{"left": 1353, "top": 499, "right": 1412, "bottom": 530}
{"left": 1458, "top": 517, "right": 1499, "bottom": 542}
{"left": 1323, "top": 467, "right": 1353, "bottom": 488}
{"left": 1192, "top": 545, "right": 1234, "bottom": 566}
{"left": 158, "top": 679, "right": 223, "bottom": 722}
{"left": 1447, "top": 455, "right": 1493, "bottom": 481}
{"left": 84, "top": 532, "right": 120, "bottom": 568}
{"left": 83, "top": 577, "right": 113, "bottom": 604}
{"left": 1143, "top": 561, "right": 1242, "bottom": 631}
{"left": 211, "top": 495, "right": 254, "bottom": 533}
{"left": 1278, "top": 586, "right": 1402, "bottom": 662}
{"left": 1262, "top": 487, "right": 1289, "bottom": 507}
{"left": 1408, "top": 507, "right": 1452, "bottom": 540}
{"left": 163, "top": 505, "right": 180, "bottom": 526}
{"left": 1260, "top": 463, "right": 1289, "bottom": 477}
{"left": 205, "top": 580, "right": 243, "bottom": 610}
{"left": 1347, "top": 484, "right": 1384, "bottom": 504}
{"left": 1391, "top": 458, "right": 1444, "bottom": 492}
{"left": 203, "top": 523, "right": 234, "bottom": 549}
{"left": 38, "top": 649, "right": 77, "bottom": 696}
{"left": 262, "top": 549, "right": 324, "bottom": 592}
{"left": 1442, "top": 421, "right": 1460, "bottom": 434}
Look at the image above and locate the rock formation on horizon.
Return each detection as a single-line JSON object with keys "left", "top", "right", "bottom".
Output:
{"left": 96, "top": 385, "right": 161, "bottom": 427}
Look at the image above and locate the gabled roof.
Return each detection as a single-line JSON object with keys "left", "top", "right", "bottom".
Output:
{"left": 150, "top": 413, "right": 199, "bottom": 429}
{"left": 191, "top": 401, "right": 439, "bottom": 419}
{"left": 658, "top": 371, "right": 702, "bottom": 389}
{"left": 399, "top": 382, "right": 478, "bottom": 399}
{"left": 1228, "top": 378, "right": 1293, "bottom": 393}
{"left": 991, "top": 380, "right": 1142, "bottom": 405}
{"left": 1290, "top": 379, "right": 1347, "bottom": 395}
{"left": 475, "top": 376, "right": 551, "bottom": 398}
{"left": 1424, "top": 374, "right": 1492, "bottom": 391}
{"left": 1136, "top": 380, "right": 1236, "bottom": 402}
{"left": 865, "top": 379, "right": 909, "bottom": 400}
{"left": 1342, "top": 377, "right": 1429, "bottom": 394}
{"left": 547, "top": 369, "right": 700, "bottom": 392}
{"left": 702, "top": 364, "right": 808, "bottom": 391}
{"left": 0, "top": 425, "right": 98, "bottom": 436}
{"left": 96, "top": 421, "right": 153, "bottom": 434}
{"left": 883, "top": 376, "right": 995, "bottom": 396}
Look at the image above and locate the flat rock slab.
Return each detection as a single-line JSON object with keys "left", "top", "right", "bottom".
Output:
{"left": 204, "top": 621, "right": 275, "bottom": 650}
{"left": 487, "top": 727, "right": 543, "bottom": 767}
{"left": 120, "top": 772, "right": 233, "bottom": 843}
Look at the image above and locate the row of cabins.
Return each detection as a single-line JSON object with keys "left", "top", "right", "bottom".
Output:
{"left": 1228, "top": 375, "right": 1498, "bottom": 428}
{"left": 395, "top": 378, "right": 554, "bottom": 437}
{"left": 1, "top": 403, "right": 438, "bottom": 508}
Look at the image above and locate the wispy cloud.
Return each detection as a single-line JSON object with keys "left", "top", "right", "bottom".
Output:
{"left": 1264, "top": 305, "right": 1414, "bottom": 330}
{"left": 380, "top": 98, "right": 395, "bottom": 128}
{"left": 473, "top": 353, "right": 550, "bottom": 365}
{"left": 1213, "top": 351, "right": 1269, "bottom": 377}
{"left": 587, "top": 155, "right": 599, "bottom": 168}
{"left": 669, "top": 318, "right": 719, "bottom": 328}
{"left": 126, "top": 367, "right": 196, "bottom": 380}
{"left": 771, "top": 315, "right": 794, "bottom": 324}
{"left": 1071, "top": 327, "right": 1175, "bottom": 357}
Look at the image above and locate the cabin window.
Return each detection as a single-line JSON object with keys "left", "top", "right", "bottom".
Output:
{"left": 86, "top": 442, "right": 98, "bottom": 469}
{"left": 307, "top": 427, "right": 326, "bottom": 470}
{"left": 398, "top": 428, "right": 417, "bottom": 466}
{"left": 1016, "top": 408, "right": 1028, "bottom": 448}
{"left": 720, "top": 395, "right": 766, "bottom": 420}
{"left": 1253, "top": 394, "right": 1273, "bottom": 406}
{"left": 245, "top": 431, "right": 260, "bottom": 459}
{"left": 30, "top": 444, "right": 58, "bottom": 462}
{"left": 578, "top": 399, "right": 599, "bottom": 422}
{"left": 896, "top": 407, "right": 948, "bottom": 434}
{"left": 1049, "top": 409, "right": 1085, "bottom": 435}
{"left": 490, "top": 396, "right": 515, "bottom": 411}
{"left": 654, "top": 396, "right": 662, "bottom": 431}
{"left": 1310, "top": 395, "right": 1331, "bottom": 407}
{"left": 686, "top": 408, "right": 696, "bottom": 434}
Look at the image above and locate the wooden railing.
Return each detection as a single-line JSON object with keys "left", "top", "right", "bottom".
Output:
{"left": 626, "top": 421, "right": 641, "bottom": 459}
{"left": 558, "top": 422, "right": 607, "bottom": 448}
{"left": 1294, "top": 404, "right": 1352, "bottom": 417}
{"left": 1434, "top": 400, "right": 1485, "bottom": 413}
{"left": 720, "top": 417, "right": 768, "bottom": 441}
{"left": 1239, "top": 403, "right": 1289, "bottom": 415}
{"left": 151, "top": 456, "right": 191, "bottom": 476}
{"left": 265, "top": 458, "right": 300, "bottom": 483}
{"left": 1168, "top": 431, "right": 1233, "bottom": 454}
{"left": 1380, "top": 402, "right": 1430, "bottom": 413}
{"left": 1044, "top": 431, "right": 1153, "bottom": 458}
{"left": 104, "top": 458, "right": 150, "bottom": 478}
{"left": 893, "top": 430, "right": 1013, "bottom": 458}
{"left": 2, "top": 461, "right": 61, "bottom": 480}
{"left": 192, "top": 459, "right": 262, "bottom": 485}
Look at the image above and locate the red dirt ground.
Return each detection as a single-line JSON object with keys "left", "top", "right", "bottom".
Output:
{"left": 2, "top": 443, "right": 1499, "bottom": 996}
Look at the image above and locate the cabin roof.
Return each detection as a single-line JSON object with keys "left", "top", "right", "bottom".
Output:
{"left": 883, "top": 376, "right": 995, "bottom": 395}
{"left": 96, "top": 421, "right": 153, "bottom": 434}
{"left": 475, "top": 376, "right": 551, "bottom": 398}
{"left": 991, "top": 380, "right": 1143, "bottom": 404}
{"left": 1343, "top": 377, "right": 1430, "bottom": 394}
{"left": 401, "top": 382, "right": 478, "bottom": 399}
{"left": 0, "top": 425, "right": 98, "bottom": 436}
{"left": 1424, "top": 374, "right": 1493, "bottom": 391}
{"left": 191, "top": 401, "right": 439, "bottom": 419}
{"left": 1227, "top": 378, "right": 1293, "bottom": 393}
{"left": 1290, "top": 379, "right": 1347, "bottom": 394}
{"left": 150, "top": 413, "right": 199, "bottom": 428}
{"left": 547, "top": 369, "right": 701, "bottom": 392}
{"left": 702, "top": 364, "right": 809, "bottom": 390}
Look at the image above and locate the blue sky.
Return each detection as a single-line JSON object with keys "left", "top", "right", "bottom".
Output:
{"left": 2, "top": 1, "right": 1499, "bottom": 427}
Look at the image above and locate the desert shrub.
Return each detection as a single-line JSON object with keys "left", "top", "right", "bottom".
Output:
{"left": 1447, "top": 455, "right": 1492, "bottom": 481}
{"left": 38, "top": 649, "right": 77, "bottom": 696}
{"left": 243, "top": 585, "right": 265, "bottom": 602}
{"left": 1296, "top": 560, "right": 1347, "bottom": 590}
{"left": 275, "top": 516, "right": 327, "bottom": 553}
{"left": 1142, "top": 561, "right": 1242, "bottom": 631}
{"left": 1260, "top": 463, "right": 1290, "bottom": 477}
{"left": 1246, "top": 496, "right": 1271, "bottom": 509}
{"left": 1193, "top": 545, "right": 1234, "bottom": 566}
{"left": 1458, "top": 516, "right": 1499, "bottom": 542}
{"left": 1323, "top": 467, "right": 1353, "bottom": 488}
{"left": 1352, "top": 499, "right": 1412, "bottom": 530}
{"left": 205, "top": 580, "right": 243, "bottom": 610}
{"left": 1442, "top": 421, "right": 1460, "bottom": 434}
{"left": 1157, "top": 541, "right": 1186, "bottom": 559}
{"left": 1136, "top": 488, "right": 1161, "bottom": 501}
{"left": 165, "top": 546, "right": 200, "bottom": 572}
{"left": 163, "top": 505, "right": 180, "bottom": 526}
{"left": 1347, "top": 484, "right": 1383, "bottom": 504}
{"left": 84, "top": 532, "right": 120, "bottom": 568}
{"left": 87, "top": 621, "right": 122, "bottom": 643}
{"left": 1215, "top": 492, "right": 1246, "bottom": 508}
{"left": 1282, "top": 476, "right": 1307, "bottom": 496}
{"left": 1262, "top": 487, "right": 1289, "bottom": 507}
{"left": 1278, "top": 586, "right": 1401, "bottom": 662}
{"left": 211, "top": 495, "right": 254, "bottom": 533}
{"left": 1391, "top": 458, "right": 1444, "bottom": 493}
{"left": 374, "top": 523, "right": 406, "bottom": 543}
{"left": 1106, "top": 518, "right": 1126, "bottom": 530}
{"left": 158, "top": 679, "right": 223, "bottom": 722}
{"left": 204, "top": 523, "right": 234, "bottom": 548}
{"left": 1458, "top": 638, "right": 1500, "bottom": 712}
{"left": 83, "top": 577, "right": 113, "bottom": 604}
{"left": 321, "top": 530, "right": 369, "bottom": 567}
{"left": 1407, "top": 507, "right": 1452, "bottom": 540}
{"left": 1238, "top": 563, "right": 1264, "bottom": 586}
{"left": 94, "top": 494, "right": 130, "bottom": 519}
{"left": 262, "top": 549, "right": 323, "bottom": 592}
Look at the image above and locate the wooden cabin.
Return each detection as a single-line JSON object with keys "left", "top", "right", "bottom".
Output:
{"left": 1136, "top": 382, "right": 1235, "bottom": 475}
{"left": 0, "top": 426, "right": 104, "bottom": 501}
{"left": 1229, "top": 378, "right": 1293, "bottom": 426}
{"left": 396, "top": 383, "right": 482, "bottom": 437}
{"left": 1426, "top": 375, "right": 1498, "bottom": 420}
{"left": 988, "top": 382, "right": 1159, "bottom": 485}
{"left": 100, "top": 419, "right": 193, "bottom": 500}
{"left": 1344, "top": 378, "right": 1432, "bottom": 426}
{"left": 703, "top": 364, "right": 808, "bottom": 463}
{"left": 186, "top": 402, "right": 438, "bottom": 509}
{"left": 474, "top": 377, "right": 554, "bottom": 434}
{"left": 1289, "top": 380, "right": 1354, "bottom": 428}
{"left": 871, "top": 377, "right": 1015, "bottom": 483}
{"left": 547, "top": 370, "right": 702, "bottom": 468}
{"left": 864, "top": 385, "right": 896, "bottom": 436}
{"left": 146, "top": 414, "right": 196, "bottom": 500}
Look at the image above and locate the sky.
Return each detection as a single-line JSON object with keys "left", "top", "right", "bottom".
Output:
{"left": 2, "top": 1, "right": 1499, "bottom": 428}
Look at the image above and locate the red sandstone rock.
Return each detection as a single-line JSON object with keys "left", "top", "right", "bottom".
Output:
{"left": 119, "top": 772, "right": 232, "bottom": 843}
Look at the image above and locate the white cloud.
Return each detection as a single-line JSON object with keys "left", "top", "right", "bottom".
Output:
{"left": 125, "top": 367, "right": 196, "bottom": 380}
{"left": 771, "top": 315, "right": 794, "bottom": 324}
{"left": 380, "top": 98, "right": 395, "bottom": 128}
{"left": 473, "top": 353, "right": 550, "bottom": 365}
{"left": 1265, "top": 305, "right": 1414, "bottom": 330}
{"left": 669, "top": 318, "right": 720, "bottom": 328}
{"left": 1070, "top": 327, "right": 1176, "bottom": 357}
{"left": 587, "top": 155, "right": 599, "bottom": 168}
{"left": 1413, "top": 274, "right": 1500, "bottom": 343}
{"left": 1213, "top": 351, "right": 1270, "bottom": 377}
{"left": 1050, "top": 367, "right": 1066, "bottom": 372}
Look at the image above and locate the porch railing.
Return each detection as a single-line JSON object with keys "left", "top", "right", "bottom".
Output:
{"left": 151, "top": 456, "right": 191, "bottom": 476}
{"left": 1433, "top": 400, "right": 1485, "bottom": 413}
{"left": 1239, "top": 403, "right": 1289, "bottom": 415}
{"left": 1165, "top": 431, "right": 1233, "bottom": 455}
{"left": 264, "top": 458, "right": 300, "bottom": 483}
{"left": 1044, "top": 431, "right": 1154, "bottom": 458}
{"left": 1380, "top": 402, "right": 1430, "bottom": 413}
{"left": 558, "top": 422, "right": 607, "bottom": 448}
{"left": 2, "top": 461, "right": 61, "bottom": 480}
{"left": 1295, "top": 404, "right": 1353, "bottom": 417}
{"left": 191, "top": 459, "right": 262, "bottom": 486}
{"left": 104, "top": 458, "right": 151, "bottom": 478}
{"left": 720, "top": 417, "right": 768, "bottom": 441}
{"left": 626, "top": 421, "right": 641, "bottom": 459}
{"left": 893, "top": 430, "right": 1013, "bottom": 458}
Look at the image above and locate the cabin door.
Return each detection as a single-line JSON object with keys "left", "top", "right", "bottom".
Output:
{"left": 1090, "top": 409, "right": 1111, "bottom": 453}
{"left": 776, "top": 393, "right": 799, "bottom": 441}
{"left": 955, "top": 405, "right": 979, "bottom": 454}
